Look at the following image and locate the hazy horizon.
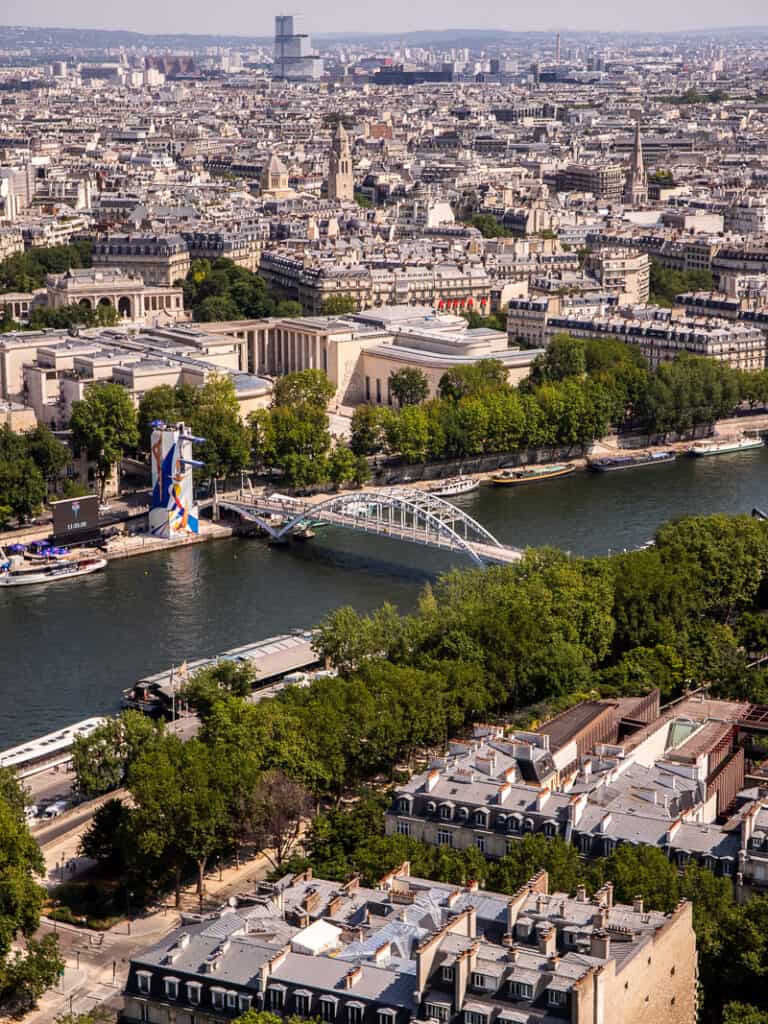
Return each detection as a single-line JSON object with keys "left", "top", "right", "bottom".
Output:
{"left": 2, "top": 0, "right": 768, "bottom": 38}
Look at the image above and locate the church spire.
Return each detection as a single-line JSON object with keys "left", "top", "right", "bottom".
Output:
{"left": 624, "top": 120, "right": 648, "bottom": 207}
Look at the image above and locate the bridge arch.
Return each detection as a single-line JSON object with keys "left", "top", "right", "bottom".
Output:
{"left": 220, "top": 488, "right": 512, "bottom": 567}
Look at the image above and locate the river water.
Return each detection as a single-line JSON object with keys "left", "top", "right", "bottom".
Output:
{"left": 2, "top": 448, "right": 768, "bottom": 749}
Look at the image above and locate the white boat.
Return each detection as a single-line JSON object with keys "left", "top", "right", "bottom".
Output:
{"left": 688, "top": 436, "right": 764, "bottom": 457}
{"left": 0, "top": 555, "right": 107, "bottom": 587}
{"left": 427, "top": 476, "right": 479, "bottom": 497}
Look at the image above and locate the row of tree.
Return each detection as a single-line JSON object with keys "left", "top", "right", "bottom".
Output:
{"left": 0, "top": 241, "right": 92, "bottom": 295}
{"left": 350, "top": 337, "right": 760, "bottom": 464}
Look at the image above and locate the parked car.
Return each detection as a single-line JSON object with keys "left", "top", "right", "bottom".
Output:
{"left": 42, "top": 799, "right": 68, "bottom": 820}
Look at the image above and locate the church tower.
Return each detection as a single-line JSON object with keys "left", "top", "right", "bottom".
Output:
{"left": 328, "top": 122, "right": 354, "bottom": 202}
{"left": 624, "top": 121, "right": 648, "bottom": 207}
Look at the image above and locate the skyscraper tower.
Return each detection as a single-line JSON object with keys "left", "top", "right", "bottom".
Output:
{"left": 327, "top": 122, "right": 354, "bottom": 202}
{"left": 624, "top": 120, "right": 648, "bottom": 207}
{"left": 272, "top": 15, "right": 323, "bottom": 81}
{"left": 556, "top": 32, "right": 561, "bottom": 62}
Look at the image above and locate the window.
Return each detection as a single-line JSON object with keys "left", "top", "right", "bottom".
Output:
{"left": 437, "top": 830, "right": 453, "bottom": 848}
{"left": 442, "top": 966, "right": 454, "bottom": 983}
{"left": 544, "top": 823, "right": 557, "bottom": 838}
{"left": 475, "top": 836, "right": 486, "bottom": 853}
{"left": 212, "top": 989, "right": 225, "bottom": 1010}
{"left": 187, "top": 982, "right": 202, "bottom": 1005}
{"left": 397, "top": 798, "right": 410, "bottom": 814}
{"left": 507, "top": 818, "right": 520, "bottom": 833}
{"left": 547, "top": 990, "right": 567, "bottom": 1007}
{"left": 239, "top": 995, "right": 253, "bottom": 1013}
{"left": 347, "top": 1003, "right": 364, "bottom": 1024}
{"left": 721, "top": 860, "right": 733, "bottom": 876}
{"left": 137, "top": 972, "right": 151, "bottom": 994}
{"left": 471, "top": 973, "right": 486, "bottom": 990}
{"left": 440, "top": 804, "right": 453, "bottom": 821}
{"left": 226, "top": 991, "right": 238, "bottom": 1009}
{"left": 163, "top": 977, "right": 179, "bottom": 1000}
{"left": 474, "top": 811, "right": 488, "bottom": 827}
{"left": 269, "top": 986, "right": 286, "bottom": 1010}
{"left": 295, "top": 992, "right": 311, "bottom": 1016}
{"left": 397, "top": 820, "right": 411, "bottom": 836}
{"left": 320, "top": 998, "right": 338, "bottom": 1022}
{"left": 365, "top": 376, "right": 370, "bottom": 401}
{"left": 378, "top": 1011, "right": 396, "bottom": 1024}
{"left": 376, "top": 379, "right": 382, "bottom": 403}
{"left": 465, "top": 1012, "right": 487, "bottom": 1024}
{"left": 509, "top": 982, "right": 533, "bottom": 999}
{"left": 425, "top": 1003, "right": 450, "bottom": 1022}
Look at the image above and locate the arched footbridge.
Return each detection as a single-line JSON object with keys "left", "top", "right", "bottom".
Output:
{"left": 215, "top": 489, "right": 523, "bottom": 567}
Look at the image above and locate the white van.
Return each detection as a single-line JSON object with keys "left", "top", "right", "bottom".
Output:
{"left": 42, "top": 800, "right": 68, "bottom": 820}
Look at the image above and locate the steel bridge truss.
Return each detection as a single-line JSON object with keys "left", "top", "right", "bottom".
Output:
{"left": 219, "top": 488, "right": 511, "bottom": 567}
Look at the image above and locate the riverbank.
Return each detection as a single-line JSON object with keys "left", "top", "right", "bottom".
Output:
{"left": 104, "top": 520, "right": 232, "bottom": 561}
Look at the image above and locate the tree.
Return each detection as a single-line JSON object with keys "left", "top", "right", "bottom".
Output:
{"left": 350, "top": 405, "right": 387, "bottom": 455}
{"left": 469, "top": 213, "right": 509, "bottom": 238}
{"left": 490, "top": 835, "right": 583, "bottom": 895}
{"left": 246, "top": 769, "right": 313, "bottom": 869}
{"left": 527, "top": 334, "right": 586, "bottom": 386}
{"left": 0, "top": 771, "right": 62, "bottom": 1014}
{"left": 190, "top": 374, "right": 250, "bottom": 480}
{"left": 723, "top": 1006, "right": 768, "bottom": 1024}
{"left": 251, "top": 404, "right": 331, "bottom": 488}
{"left": 181, "top": 662, "right": 256, "bottom": 719}
{"left": 55, "top": 1009, "right": 115, "bottom": 1024}
{"left": 137, "top": 383, "right": 199, "bottom": 451}
{"left": 126, "top": 736, "right": 231, "bottom": 905}
{"left": 389, "top": 368, "right": 429, "bottom": 406}
{"left": 0, "top": 455, "right": 46, "bottom": 523}
{"left": 23, "top": 425, "right": 70, "bottom": 486}
{"left": 71, "top": 711, "right": 163, "bottom": 799}
{"left": 328, "top": 445, "right": 362, "bottom": 489}
{"left": 321, "top": 294, "right": 357, "bottom": 315}
{"left": 439, "top": 359, "right": 508, "bottom": 400}
{"left": 70, "top": 383, "right": 139, "bottom": 501}
{"left": 272, "top": 370, "right": 335, "bottom": 410}
{"left": 233, "top": 1013, "right": 282, "bottom": 1024}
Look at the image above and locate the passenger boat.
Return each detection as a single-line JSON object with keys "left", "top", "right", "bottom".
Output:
{"left": 687, "top": 436, "right": 764, "bottom": 457}
{"left": 589, "top": 451, "right": 676, "bottom": 472}
{"left": 427, "top": 476, "right": 479, "bottom": 498}
{"left": 490, "top": 462, "right": 576, "bottom": 486}
{"left": 0, "top": 555, "right": 107, "bottom": 587}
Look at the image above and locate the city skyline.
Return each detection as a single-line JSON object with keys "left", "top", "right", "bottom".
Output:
{"left": 1, "top": 0, "right": 768, "bottom": 38}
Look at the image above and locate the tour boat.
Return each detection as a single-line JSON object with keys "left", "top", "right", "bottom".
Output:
{"left": 0, "top": 555, "right": 107, "bottom": 587}
{"left": 427, "top": 476, "right": 479, "bottom": 498}
{"left": 589, "top": 451, "right": 677, "bottom": 472}
{"left": 490, "top": 462, "right": 576, "bottom": 486}
{"left": 687, "top": 436, "right": 764, "bottom": 457}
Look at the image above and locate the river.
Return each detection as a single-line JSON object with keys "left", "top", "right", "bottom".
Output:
{"left": 2, "top": 447, "right": 768, "bottom": 749}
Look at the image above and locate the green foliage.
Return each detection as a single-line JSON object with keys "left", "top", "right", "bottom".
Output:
{"left": 23, "top": 424, "right": 70, "bottom": 483}
{"left": 273, "top": 370, "right": 335, "bottom": 410}
{"left": 181, "top": 661, "right": 256, "bottom": 719}
{"left": 527, "top": 333, "right": 586, "bottom": 385}
{"left": 0, "top": 423, "right": 71, "bottom": 522}
{"left": 469, "top": 213, "right": 510, "bottom": 238}
{"left": 439, "top": 359, "right": 508, "bottom": 401}
{"left": 70, "top": 382, "right": 139, "bottom": 500}
{"left": 328, "top": 445, "right": 368, "bottom": 488}
{"left": 190, "top": 374, "right": 250, "bottom": 479}
{"left": 389, "top": 368, "right": 429, "bottom": 406}
{"left": 349, "top": 404, "right": 389, "bottom": 455}
{"left": 0, "top": 771, "right": 61, "bottom": 1013}
{"left": 27, "top": 302, "right": 120, "bottom": 331}
{"left": 181, "top": 257, "right": 298, "bottom": 321}
{"left": 649, "top": 258, "right": 715, "bottom": 307}
{"left": 661, "top": 88, "right": 729, "bottom": 105}
{"left": 137, "top": 383, "right": 199, "bottom": 451}
{"left": 55, "top": 1009, "right": 115, "bottom": 1024}
{"left": 71, "top": 711, "right": 163, "bottom": 798}
{"left": 0, "top": 242, "right": 92, "bottom": 294}
{"left": 321, "top": 294, "right": 357, "bottom": 315}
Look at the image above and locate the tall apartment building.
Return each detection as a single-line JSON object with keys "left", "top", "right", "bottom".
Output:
{"left": 585, "top": 249, "right": 650, "bottom": 304}
{"left": 91, "top": 234, "right": 191, "bottom": 287}
{"left": 272, "top": 15, "right": 324, "bottom": 81}
{"left": 121, "top": 865, "right": 697, "bottom": 1024}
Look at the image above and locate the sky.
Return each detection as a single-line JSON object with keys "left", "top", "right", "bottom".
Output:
{"left": 2, "top": 0, "right": 767, "bottom": 36}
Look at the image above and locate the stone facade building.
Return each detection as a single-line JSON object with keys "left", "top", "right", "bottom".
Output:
{"left": 121, "top": 865, "right": 697, "bottom": 1024}
{"left": 92, "top": 234, "right": 191, "bottom": 287}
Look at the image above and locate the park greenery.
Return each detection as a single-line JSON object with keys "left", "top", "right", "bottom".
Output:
{"left": 1, "top": 301, "right": 120, "bottom": 333}
{"left": 70, "top": 381, "right": 140, "bottom": 501}
{"left": 468, "top": 213, "right": 511, "bottom": 238}
{"left": 68, "top": 511, "right": 768, "bottom": 1020}
{"left": 0, "top": 423, "right": 70, "bottom": 525}
{"left": 321, "top": 294, "right": 357, "bottom": 315}
{"left": 0, "top": 768, "right": 64, "bottom": 1014}
{"left": 0, "top": 241, "right": 93, "bottom": 294}
{"left": 178, "top": 258, "right": 302, "bottom": 322}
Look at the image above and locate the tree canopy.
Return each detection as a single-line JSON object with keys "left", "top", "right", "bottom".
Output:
{"left": 70, "top": 382, "right": 139, "bottom": 500}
